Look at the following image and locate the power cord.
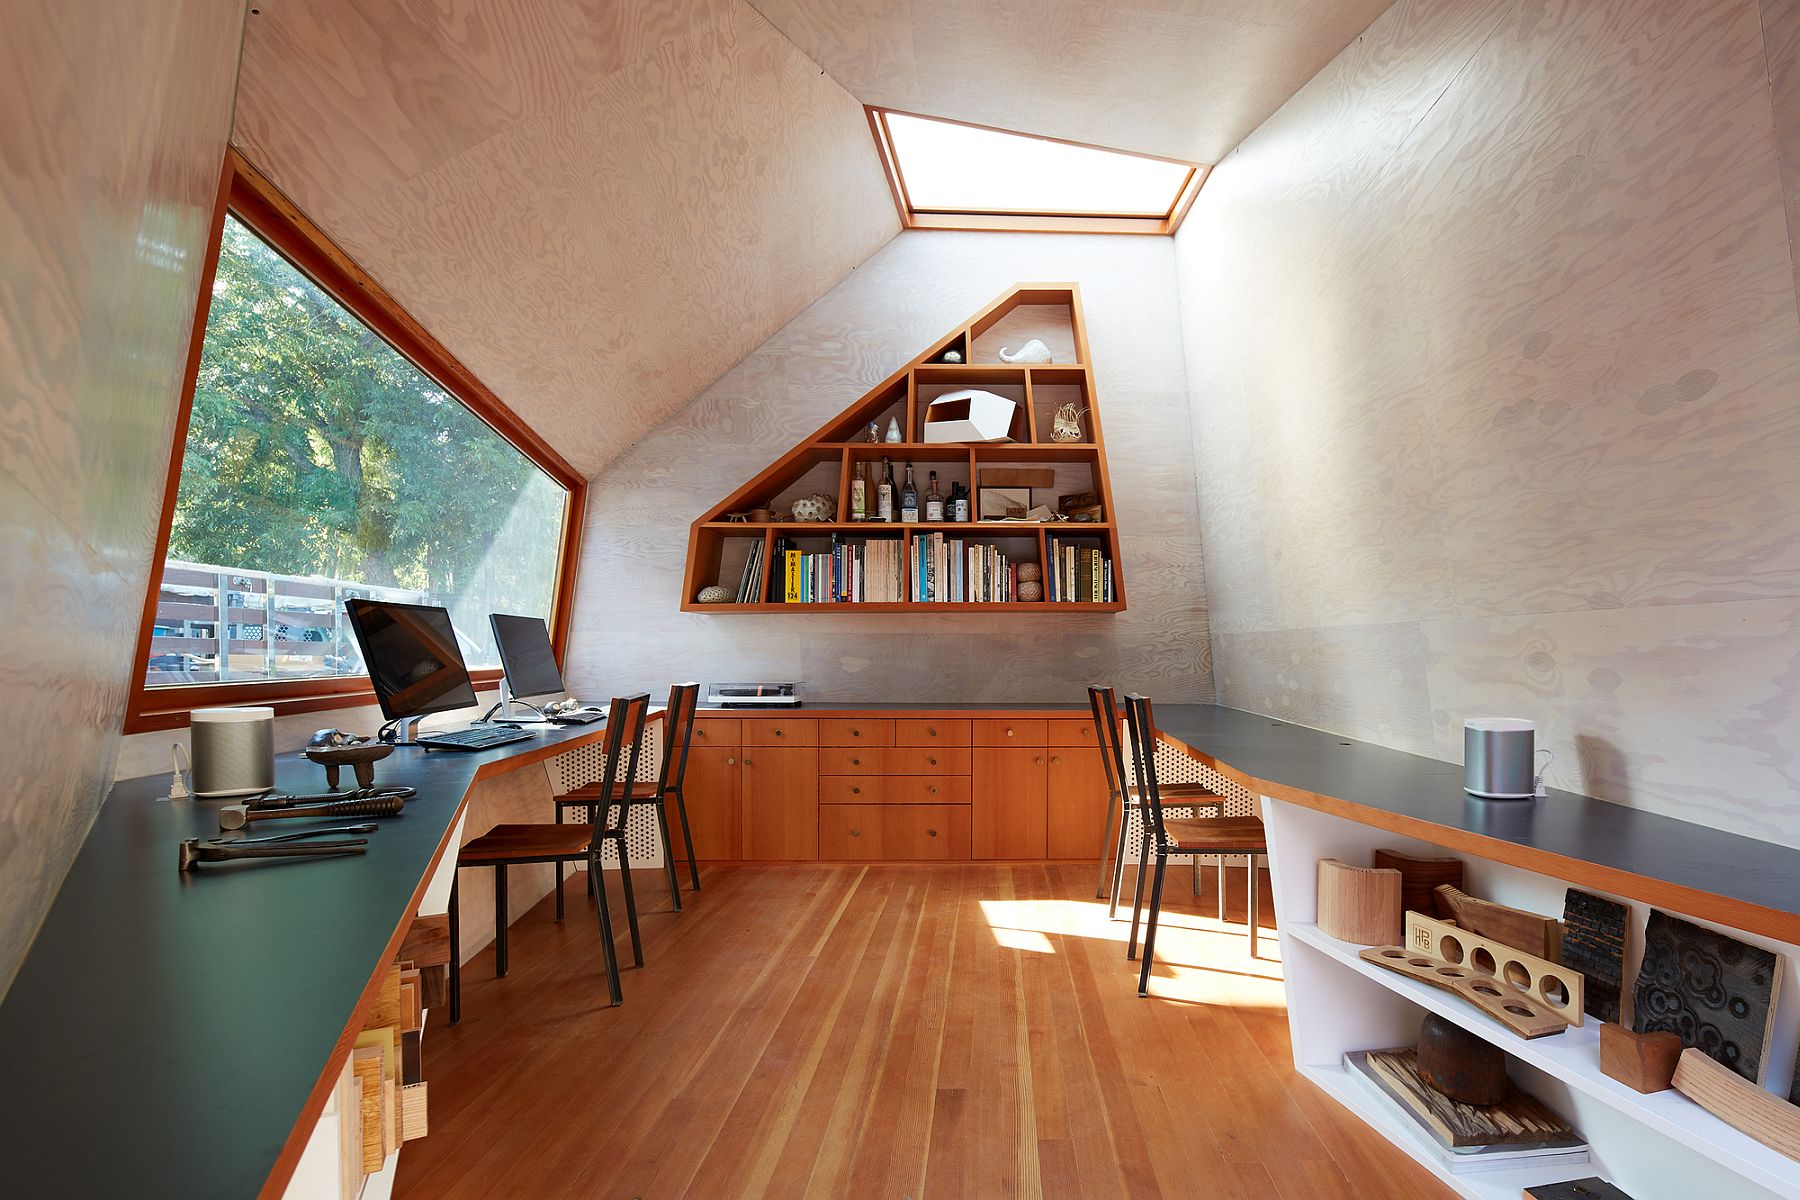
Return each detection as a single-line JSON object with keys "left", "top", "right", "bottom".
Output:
{"left": 168, "top": 743, "right": 192, "bottom": 800}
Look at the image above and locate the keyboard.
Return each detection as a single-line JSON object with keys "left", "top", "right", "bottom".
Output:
{"left": 550, "top": 707, "right": 606, "bottom": 725}
{"left": 416, "top": 725, "right": 535, "bottom": 751}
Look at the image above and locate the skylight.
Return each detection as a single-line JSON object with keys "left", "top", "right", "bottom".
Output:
{"left": 869, "top": 108, "right": 1205, "bottom": 234}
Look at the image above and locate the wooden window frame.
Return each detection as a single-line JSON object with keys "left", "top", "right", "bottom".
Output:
{"left": 866, "top": 106, "right": 1210, "bottom": 236}
{"left": 123, "top": 149, "right": 587, "bottom": 734}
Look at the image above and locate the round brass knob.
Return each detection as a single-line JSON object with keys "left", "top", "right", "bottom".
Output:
{"left": 928, "top": 786, "right": 938, "bottom": 794}
{"left": 1035, "top": 756, "right": 1045, "bottom": 765}
{"left": 928, "top": 829, "right": 938, "bottom": 837}
{"left": 928, "top": 728, "right": 938, "bottom": 737}
{"left": 743, "top": 758, "right": 752, "bottom": 766}
{"left": 1006, "top": 728, "right": 1015, "bottom": 737}
{"left": 928, "top": 757, "right": 938, "bottom": 766}
{"left": 775, "top": 729, "right": 784, "bottom": 737}
{"left": 695, "top": 728, "right": 706, "bottom": 738}
{"left": 851, "top": 757, "right": 861, "bottom": 766}
{"left": 1051, "top": 756, "right": 1061, "bottom": 765}
{"left": 851, "top": 785, "right": 861, "bottom": 794}
{"left": 851, "top": 828, "right": 861, "bottom": 837}
{"left": 852, "top": 729, "right": 860, "bottom": 737}
{"left": 727, "top": 756, "right": 735, "bottom": 765}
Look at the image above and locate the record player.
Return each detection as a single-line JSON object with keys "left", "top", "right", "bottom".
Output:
{"left": 706, "top": 682, "right": 803, "bottom": 708}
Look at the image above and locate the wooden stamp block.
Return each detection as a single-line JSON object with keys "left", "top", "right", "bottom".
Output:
{"left": 1317, "top": 859, "right": 1401, "bottom": 945}
{"left": 1524, "top": 1181, "right": 1636, "bottom": 1200}
{"left": 1634, "top": 910, "right": 1783, "bottom": 1084}
{"left": 1416, "top": 1012, "right": 1506, "bottom": 1105}
{"left": 1673, "top": 1046, "right": 1800, "bottom": 1163}
{"left": 1598, "top": 1022, "right": 1681, "bottom": 1093}
{"left": 400, "top": 1081, "right": 429, "bottom": 1141}
{"left": 1561, "top": 889, "right": 1628, "bottom": 1023}
{"left": 1372, "top": 848, "right": 1463, "bottom": 920}
{"left": 1434, "top": 884, "right": 1559, "bottom": 960}
{"left": 1360, "top": 946, "right": 1569, "bottom": 1038}
{"left": 399, "top": 913, "right": 451, "bottom": 968}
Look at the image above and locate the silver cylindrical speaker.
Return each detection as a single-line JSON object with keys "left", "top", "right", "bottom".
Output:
{"left": 1464, "top": 717, "right": 1535, "bottom": 799}
{"left": 190, "top": 706, "right": 276, "bottom": 797}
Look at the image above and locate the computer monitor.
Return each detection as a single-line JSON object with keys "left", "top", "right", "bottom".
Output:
{"left": 489, "top": 613, "right": 565, "bottom": 702}
{"left": 343, "top": 599, "right": 478, "bottom": 722}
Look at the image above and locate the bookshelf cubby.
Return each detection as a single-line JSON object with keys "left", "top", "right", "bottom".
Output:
{"left": 682, "top": 284, "right": 1126, "bottom": 613}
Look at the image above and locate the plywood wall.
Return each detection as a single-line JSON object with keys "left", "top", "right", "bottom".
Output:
{"left": 1177, "top": 0, "right": 1800, "bottom": 847}
{"left": 565, "top": 230, "right": 1212, "bottom": 706}
{"left": 0, "top": 0, "right": 244, "bottom": 995}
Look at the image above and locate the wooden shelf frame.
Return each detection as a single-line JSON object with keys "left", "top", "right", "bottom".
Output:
{"left": 682, "top": 284, "right": 1126, "bottom": 613}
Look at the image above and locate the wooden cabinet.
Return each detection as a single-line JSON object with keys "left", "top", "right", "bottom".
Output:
{"left": 743, "top": 747, "right": 819, "bottom": 859}
{"left": 1047, "top": 719, "right": 1100, "bottom": 748}
{"left": 681, "top": 745, "right": 743, "bottom": 860}
{"left": 1046, "top": 744, "right": 1111, "bottom": 859}
{"left": 690, "top": 717, "right": 740, "bottom": 747}
{"left": 820, "top": 805, "right": 971, "bottom": 861}
{"left": 741, "top": 718, "right": 817, "bottom": 746}
{"left": 973, "top": 746, "right": 1048, "bottom": 859}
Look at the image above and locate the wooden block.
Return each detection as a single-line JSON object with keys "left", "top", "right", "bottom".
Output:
{"left": 383, "top": 1075, "right": 396, "bottom": 1157}
{"left": 364, "top": 963, "right": 404, "bottom": 1034}
{"left": 1434, "top": 884, "right": 1559, "bottom": 959}
{"left": 400, "top": 1082, "right": 429, "bottom": 1142}
{"left": 1673, "top": 1046, "right": 1800, "bottom": 1163}
{"left": 1405, "top": 911, "right": 1584, "bottom": 1026}
{"left": 1361, "top": 945, "right": 1569, "bottom": 1038}
{"left": 355, "top": 1025, "right": 400, "bottom": 1082}
{"left": 1561, "top": 889, "right": 1627, "bottom": 1023}
{"left": 417, "top": 963, "right": 449, "bottom": 1011}
{"left": 1598, "top": 1022, "right": 1682, "bottom": 1093}
{"left": 1316, "top": 859, "right": 1401, "bottom": 945}
{"left": 334, "top": 1056, "right": 361, "bottom": 1197}
{"left": 398, "top": 913, "right": 451, "bottom": 968}
{"left": 978, "top": 467, "right": 1055, "bottom": 489}
{"left": 352, "top": 1047, "right": 384, "bottom": 1174}
{"left": 402, "top": 1028, "right": 422, "bottom": 1086}
{"left": 1372, "top": 848, "right": 1463, "bottom": 920}
{"left": 1524, "top": 1180, "right": 1636, "bottom": 1200}
{"left": 400, "top": 968, "right": 421, "bottom": 1033}
{"left": 1416, "top": 1012, "right": 1506, "bottom": 1105}
{"left": 1634, "top": 910, "right": 1783, "bottom": 1084}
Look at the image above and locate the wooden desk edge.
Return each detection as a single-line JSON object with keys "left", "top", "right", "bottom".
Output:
{"left": 1159, "top": 735, "right": 1800, "bottom": 948}
{"left": 255, "top": 711, "right": 664, "bottom": 1200}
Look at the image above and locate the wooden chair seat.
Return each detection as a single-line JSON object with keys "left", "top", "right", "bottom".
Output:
{"left": 459, "top": 822, "right": 596, "bottom": 864}
{"left": 1126, "top": 781, "right": 1218, "bottom": 799}
{"left": 563, "top": 781, "right": 661, "bottom": 801}
{"left": 1162, "top": 815, "right": 1266, "bottom": 852}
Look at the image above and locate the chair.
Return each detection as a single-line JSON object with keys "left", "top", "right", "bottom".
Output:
{"left": 449, "top": 692, "right": 650, "bottom": 1019}
{"left": 1086, "top": 685, "right": 1226, "bottom": 921}
{"left": 555, "top": 682, "right": 701, "bottom": 911}
{"left": 1122, "top": 692, "right": 1268, "bottom": 997}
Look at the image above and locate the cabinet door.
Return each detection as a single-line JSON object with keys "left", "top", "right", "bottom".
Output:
{"left": 743, "top": 746, "right": 819, "bottom": 859}
{"left": 973, "top": 747, "right": 1048, "bottom": 859}
{"left": 680, "top": 745, "right": 742, "bottom": 860}
{"left": 1047, "top": 745, "right": 1112, "bottom": 860}
{"left": 819, "top": 804, "right": 885, "bottom": 860}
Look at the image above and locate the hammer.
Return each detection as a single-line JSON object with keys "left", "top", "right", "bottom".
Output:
{"left": 179, "top": 837, "right": 366, "bottom": 871}
{"left": 219, "top": 793, "right": 405, "bottom": 831}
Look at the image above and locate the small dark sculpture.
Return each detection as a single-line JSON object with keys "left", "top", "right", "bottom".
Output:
{"left": 1416, "top": 1012, "right": 1507, "bottom": 1105}
{"left": 305, "top": 728, "right": 393, "bottom": 789}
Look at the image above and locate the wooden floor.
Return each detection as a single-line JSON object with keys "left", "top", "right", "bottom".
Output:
{"left": 396, "top": 863, "right": 1449, "bottom": 1199}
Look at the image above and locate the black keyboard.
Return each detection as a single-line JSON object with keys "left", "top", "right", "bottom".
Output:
{"left": 416, "top": 725, "right": 534, "bottom": 751}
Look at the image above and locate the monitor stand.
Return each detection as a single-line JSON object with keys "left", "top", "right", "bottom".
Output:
{"left": 382, "top": 716, "right": 427, "bottom": 745}
{"left": 484, "top": 681, "right": 547, "bottom": 725}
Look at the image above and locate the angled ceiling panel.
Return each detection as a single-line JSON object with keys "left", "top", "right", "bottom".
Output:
{"left": 748, "top": 0, "right": 1395, "bottom": 163}
{"left": 232, "top": 0, "right": 900, "bottom": 479}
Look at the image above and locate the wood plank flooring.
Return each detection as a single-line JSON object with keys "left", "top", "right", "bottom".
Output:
{"left": 396, "top": 864, "right": 1450, "bottom": 1199}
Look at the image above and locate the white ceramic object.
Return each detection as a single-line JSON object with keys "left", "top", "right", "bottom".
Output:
{"left": 696, "top": 585, "right": 731, "bottom": 603}
{"left": 998, "top": 338, "right": 1053, "bottom": 364}
{"left": 922, "top": 388, "right": 1018, "bottom": 443}
{"left": 790, "top": 492, "right": 836, "bottom": 522}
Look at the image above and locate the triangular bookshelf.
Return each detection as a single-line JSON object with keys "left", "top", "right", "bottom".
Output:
{"left": 682, "top": 283, "right": 1126, "bottom": 612}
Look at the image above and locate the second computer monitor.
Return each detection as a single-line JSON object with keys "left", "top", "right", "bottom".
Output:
{"left": 489, "top": 613, "right": 565, "bottom": 701}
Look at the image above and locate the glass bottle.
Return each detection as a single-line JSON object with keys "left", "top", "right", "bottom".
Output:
{"left": 867, "top": 421, "right": 882, "bottom": 444}
{"left": 900, "top": 463, "right": 919, "bottom": 523}
{"left": 849, "top": 459, "right": 867, "bottom": 521}
{"left": 877, "top": 457, "right": 895, "bottom": 522}
{"left": 925, "top": 471, "right": 944, "bottom": 522}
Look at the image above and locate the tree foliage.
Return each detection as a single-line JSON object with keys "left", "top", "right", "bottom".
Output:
{"left": 169, "top": 218, "right": 563, "bottom": 615}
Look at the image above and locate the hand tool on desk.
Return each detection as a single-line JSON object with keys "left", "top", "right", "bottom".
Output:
{"left": 242, "top": 784, "right": 416, "bottom": 811}
{"left": 219, "top": 793, "right": 405, "bottom": 831}
{"left": 178, "top": 837, "right": 367, "bottom": 872}
{"left": 206, "top": 823, "right": 379, "bottom": 845}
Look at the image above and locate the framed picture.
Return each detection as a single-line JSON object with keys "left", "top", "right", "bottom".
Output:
{"left": 978, "top": 486, "right": 1031, "bottom": 520}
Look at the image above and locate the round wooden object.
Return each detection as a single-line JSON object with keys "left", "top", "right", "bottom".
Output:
{"left": 304, "top": 742, "right": 393, "bottom": 789}
{"left": 1416, "top": 1013, "right": 1507, "bottom": 1105}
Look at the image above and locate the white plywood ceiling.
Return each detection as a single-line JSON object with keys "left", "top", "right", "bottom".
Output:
{"left": 232, "top": 0, "right": 1392, "bottom": 480}
{"left": 747, "top": 0, "right": 1395, "bottom": 163}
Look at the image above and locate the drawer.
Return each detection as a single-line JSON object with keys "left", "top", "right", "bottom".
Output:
{"left": 819, "top": 804, "right": 971, "bottom": 861}
{"left": 741, "top": 718, "right": 817, "bottom": 746}
{"left": 821, "top": 718, "right": 895, "bottom": 747}
{"left": 821, "top": 775, "right": 885, "bottom": 804}
{"left": 883, "top": 746, "right": 971, "bottom": 776}
{"left": 884, "top": 776, "right": 970, "bottom": 806}
{"left": 973, "top": 718, "right": 1047, "bottom": 746}
{"left": 1046, "top": 718, "right": 1101, "bottom": 748}
{"left": 894, "top": 718, "right": 971, "bottom": 747}
{"left": 819, "top": 746, "right": 884, "bottom": 775}
{"left": 690, "top": 717, "right": 741, "bottom": 747}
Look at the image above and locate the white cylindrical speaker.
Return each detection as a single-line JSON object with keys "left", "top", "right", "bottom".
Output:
{"left": 190, "top": 706, "right": 276, "bottom": 797}
{"left": 1464, "top": 717, "right": 1535, "bottom": 799}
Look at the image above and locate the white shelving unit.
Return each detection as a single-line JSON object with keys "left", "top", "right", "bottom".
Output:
{"left": 1263, "top": 795, "right": 1800, "bottom": 1200}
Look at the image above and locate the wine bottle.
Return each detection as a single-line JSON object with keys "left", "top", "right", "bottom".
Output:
{"left": 924, "top": 471, "right": 944, "bottom": 522}
{"left": 877, "top": 457, "right": 895, "bottom": 521}
{"left": 901, "top": 463, "right": 919, "bottom": 523}
{"left": 849, "top": 462, "right": 867, "bottom": 521}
